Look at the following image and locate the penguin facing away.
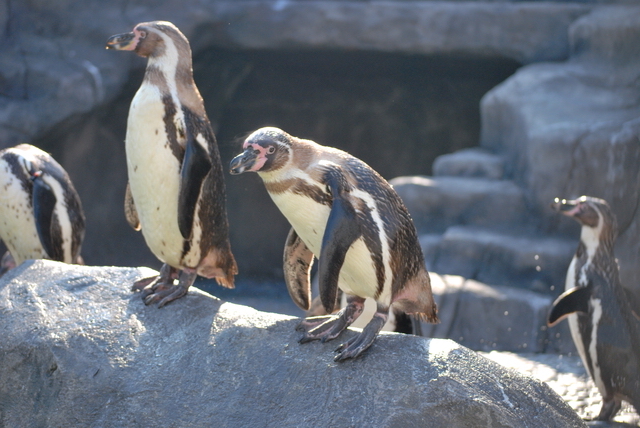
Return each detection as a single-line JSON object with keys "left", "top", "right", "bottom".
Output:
{"left": 548, "top": 196, "right": 640, "bottom": 420}
{"left": 0, "top": 144, "right": 85, "bottom": 272}
{"left": 106, "top": 21, "right": 237, "bottom": 306}
{"left": 230, "top": 127, "right": 438, "bottom": 361}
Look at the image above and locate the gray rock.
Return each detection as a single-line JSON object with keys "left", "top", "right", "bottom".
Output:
{"left": 204, "top": 2, "right": 589, "bottom": 64}
{"left": 0, "top": 260, "right": 586, "bottom": 428}
{"left": 425, "top": 273, "right": 574, "bottom": 354}
{"left": 391, "top": 176, "right": 528, "bottom": 234}
{"left": 423, "top": 226, "right": 576, "bottom": 294}
{"left": 479, "top": 6, "right": 640, "bottom": 292}
{"left": 433, "top": 148, "right": 505, "bottom": 180}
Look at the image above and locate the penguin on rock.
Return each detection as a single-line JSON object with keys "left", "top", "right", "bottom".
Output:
{"left": 106, "top": 21, "right": 237, "bottom": 306}
{"left": 230, "top": 127, "right": 438, "bottom": 361}
{"left": 548, "top": 196, "right": 640, "bottom": 420}
{"left": 0, "top": 144, "right": 85, "bottom": 274}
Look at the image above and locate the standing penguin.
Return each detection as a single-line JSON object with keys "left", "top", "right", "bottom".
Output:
{"left": 548, "top": 196, "right": 640, "bottom": 420}
{"left": 230, "top": 127, "right": 438, "bottom": 361}
{"left": 106, "top": 21, "right": 237, "bottom": 306}
{"left": 0, "top": 144, "right": 85, "bottom": 272}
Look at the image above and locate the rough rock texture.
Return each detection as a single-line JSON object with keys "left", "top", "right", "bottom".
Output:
{"left": 424, "top": 273, "right": 574, "bottom": 354}
{"left": 0, "top": 261, "right": 586, "bottom": 428}
{"left": 479, "top": 6, "right": 640, "bottom": 291}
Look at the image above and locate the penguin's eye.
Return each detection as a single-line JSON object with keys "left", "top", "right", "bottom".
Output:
{"left": 267, "top": 146, "right": 276, "bottom": 154}
{"left": 138, "top": 30, "right": 147, "bottom": 39}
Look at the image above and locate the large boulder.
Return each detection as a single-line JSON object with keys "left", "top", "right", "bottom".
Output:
{"left": 0, "top": 260, "right": 586, "bottom": 428}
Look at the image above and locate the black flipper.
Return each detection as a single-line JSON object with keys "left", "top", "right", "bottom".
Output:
{"left": 548, "top": 286, "right": 591, "bottom": 326}
{"left": 318, "top": 167, "right": 362, "bottom": 313}
{"left": 32, "top": 174, "right": 58, "bottom": 260}
{"left": 178, "top": 129, "right": 212, "bottom": 240}
{"left": 283, "top": 228, "right": 315, "bottom": 310}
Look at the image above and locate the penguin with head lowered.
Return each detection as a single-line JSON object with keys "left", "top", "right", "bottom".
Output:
{"left": 0, "top": 144, "right": 85, "bottom": 273}
{"left": 548, "top": 196, "right": 640, "bottom": 420}
{"left": 230, "top": 127, "right": 438, "bottom": 361}
{"left": 106, "top": 21, "right": 237, "bottom": 306}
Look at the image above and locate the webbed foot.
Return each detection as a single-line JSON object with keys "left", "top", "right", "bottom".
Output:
{"left": 132, "top": 265, "right": 197, "bottom": 307}
{"left": 334, "top": 305, "right": 388, "bottom": 362}
{"left": 297, "top": 296, "right": 365, "bottom": 344}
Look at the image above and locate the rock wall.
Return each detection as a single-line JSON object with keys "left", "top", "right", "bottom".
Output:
{"left": 480, "top": 6, "right": 640, "bottom": 289}
{"left": 2, "top": 1, "right": 639, "bottom": 292}
{"left": 1, "top": 0, "right": 593, "bottom": 278}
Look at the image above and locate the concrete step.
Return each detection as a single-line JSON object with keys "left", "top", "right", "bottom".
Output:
{"left": 390, "top": 175, "right": 528, "bottom": 234}
{"left": 420, "top": 226, "right": 576, "bottom": 295}
{"left": 423, "top": 272, "right": 574, "bottom": 354}
{"left": 433, "top": 148, "right": 505, "bottom": 179}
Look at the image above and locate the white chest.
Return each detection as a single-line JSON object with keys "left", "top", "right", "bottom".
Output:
{"left": 0, "top": 160, "right": 45, "bottom": 264}
{"left": 125, "top": 83, "right": 190, "bottom": 267}
{"left": 269, "top": 190, "right": 390, "bottom": 303}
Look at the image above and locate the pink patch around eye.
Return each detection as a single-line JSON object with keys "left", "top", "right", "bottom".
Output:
{"left": 243, "top": 144, "right": 269, "bottom": 171}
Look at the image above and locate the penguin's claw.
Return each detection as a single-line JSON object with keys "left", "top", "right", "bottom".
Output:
{"left": 334, "top": 311, "right": 387, "bottom": 362}
{"left": 131, "top": 275, "right": 158, "bottom": 292}
{"left": 296, "top": 315, "right": 337, "bottom": 333}
{"left": 143, "top": 284, "right": 189, "bottom": 307}
{"left": 298, "top": 315, "right": 347, "bottom": 343}
{"left": 333, "top": 333, "right": 374, "bottom": 362}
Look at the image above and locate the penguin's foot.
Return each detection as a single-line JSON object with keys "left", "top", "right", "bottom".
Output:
{"left": 593, "top": 398, "right": 621, "bottom": 421}
{"left": 143, "top": 268, "right": 198, "bottom": 308}
{"left": 297, "top": 296, "right": 365, "bottom": 344}
{"left": 296, "top": 315, "right": 336, "bottom": 332}
{"left": 334, "top": 307, "right": 388, "bottom": 362}
{"left": 131, "top": 263, "right": 178, "bottom": 292}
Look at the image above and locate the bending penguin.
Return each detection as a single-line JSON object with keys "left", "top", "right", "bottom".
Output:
{"left": 548, "top": 196, "right": 640, "bottom": 420}
{"left": 0, "top": 144, "right": 85, "bottom": 274}
{"left": 230, "top": 127, "right": 438, "bottom": 361}
{"left": 106, "top": 21, "right": 237, "bottom": 306}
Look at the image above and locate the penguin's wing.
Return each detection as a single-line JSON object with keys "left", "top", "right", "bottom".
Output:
{"left": 318, "top": 167, "right": 362, "bottom": 313}
{"left": 283, "top": 227, "right": 315, "bottom": 310}
{"left": 178, "top": 127, "right": 212, "bottom": 240}
{"left": 124, "top": 182, "right": 141, "bottom": 231}
{"left": 32, "top": 175, "right": 61, "bottom": 260}
{"left": 547, "top": 285, "right": 590, "bottom": 326}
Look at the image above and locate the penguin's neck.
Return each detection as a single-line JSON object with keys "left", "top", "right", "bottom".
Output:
{"left": 580, "top": 221, "right": 605, "bottom": 263}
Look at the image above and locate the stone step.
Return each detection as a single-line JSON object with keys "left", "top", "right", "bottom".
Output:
{"left": 423, "top": 272, "right": 574, "bottom": 354}
{"left": 390, "top": 175, "right": 528, "bottom": 234}
{"left": 433, "top": 148, "right": 505, "bottom": 180}
{"left": 420, "top": 226, "right": 576, "bottom": 295}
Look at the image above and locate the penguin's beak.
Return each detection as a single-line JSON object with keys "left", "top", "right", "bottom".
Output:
{"left": 551, "top": 197, "right": 580, "bottom": 217}
{"left": 229, "top": 149, "right": 258, "bottom": 175}
{"left": 106, "top": 32, "right": 137, "bottom": 50}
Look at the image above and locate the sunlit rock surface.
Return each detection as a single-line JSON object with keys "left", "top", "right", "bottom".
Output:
{"left": 0, "top": 261, "right": 585, "bottom": 428}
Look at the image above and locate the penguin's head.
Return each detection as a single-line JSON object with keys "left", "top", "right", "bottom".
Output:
{"left": 230, "top": 127, "right": 292, "bottom": 175}
{"left": 106, "top": 21, "right": 189, "bottom": 59}
{"left": 552, "top": 196, "right": 618, "bottom": 239}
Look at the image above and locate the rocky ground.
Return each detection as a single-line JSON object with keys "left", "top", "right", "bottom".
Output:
{"left": 483, "top": 352, "right": 640, "bottom": 427}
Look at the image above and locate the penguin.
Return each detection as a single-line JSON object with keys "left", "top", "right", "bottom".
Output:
{"left": 548, "top": 196, "right": 640, "bottom": 421}
{"left": 0, "top": 144, "right": 85, "bottom": 273}
{"left": 106, "top": 21, "right": 237, "bottom": 306}
{"left": 230, "top": 127, "right": 438, "bottom": 361}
